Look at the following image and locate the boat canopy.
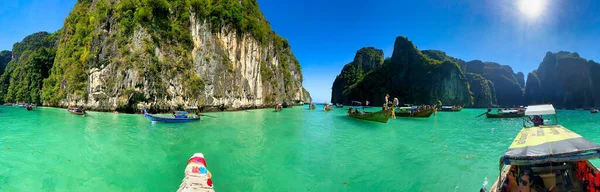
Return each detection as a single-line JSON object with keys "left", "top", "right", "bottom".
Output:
{"left": 525, "top": 104, "right": 556, "bottom": 116}
{"left": 500, "top": 125, "right": 600, "bottom": 166}
{"left": 499, "top": 109, "right": 519, "bottom": 113}
{"left": 442, "top": 106, "right": 453, "bottom": 109}
{"left": 351, "top": 101, "right": 362, "bottom": 106}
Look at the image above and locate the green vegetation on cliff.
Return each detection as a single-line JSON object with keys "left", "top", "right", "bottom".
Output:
{"left": 331, "top": 47, "right": 384, "bottom": 104}
{"left": 332, "top": 39, "right": 531, "bottom": 108}
{"left": 333, "top": 37, "right": 472, "bottom": 106}
{"left": 466, "top": 73, "right": 494, "bottom": 107}
{"left": 0, "top": 50, "right": 11, "bottom": 75}
{"left": 0, "top": 32, "right": 58, "bottom": 104}
{"left": 524, "top": 51, "right": 600, "bottom": 108}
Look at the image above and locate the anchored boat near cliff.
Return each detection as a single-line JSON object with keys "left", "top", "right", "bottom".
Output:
{"left": 347, "top": 101, "right": 391, "bottom": 123}
{"left": 394, "top": 106, "right": 433, "bottom": 118}
{"left": 324, "top": 104, "right": 333, "bottom": 111}
{"left": 438, "top": 105, "right": 462, "bottom": 112}
{"left": 485, "top": 108, "right": 525, "bottom": 118}
{"left": 143, "top": 107, "right": 200, "bottom": 123}
{"left": 485, "top": 104, "right": 600, "bottom": 192}
{"left": 68, "top": 107, "right": 86, "bottom": 116}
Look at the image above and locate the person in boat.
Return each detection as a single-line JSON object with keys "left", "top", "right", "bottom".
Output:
{"left": 384, "top": 94, "right": 390, "bottom": 110}
{"left": 529, "top": 115, "right": 544, "bottom": 126}
{"left": 347, "top": 107, "right": 353, "bottom": 114}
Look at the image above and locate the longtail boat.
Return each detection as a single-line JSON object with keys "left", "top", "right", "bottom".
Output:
{"left": 275, "top": 104, "right": 283, "bottom": 112}
{"left": 68, "top": 107, "right": 86, "bottom": 116}
{"left": 438, "top": 105, "right": 462, "bottom": 112}
{"left": 324, "top": 104, "right": 333, "bottom": 111}
{"left": 143, "top": 107, "right": 200, "bottom": 123}
{"left": 309, "top": 104, "right": 316, "bottom": 110}
{"left": 484, "top": 104, "right": 600, "bottom": 192}
{"left": 347, "top": 108, "right": 391, "bottom": 123}
{"left": 177, "top": 153, "right": 215, "bottom": 192}
{"left": 591, "top": 108, "right": 598, "bottom": 114}
{"left": 394, "top": 107, "right": 433, "bottom": 118}
{"left": 485, "top": 109, "right": 525, "bottom": 118}
{"left": 26, "top": 105, "right": 33, "bottom": 111}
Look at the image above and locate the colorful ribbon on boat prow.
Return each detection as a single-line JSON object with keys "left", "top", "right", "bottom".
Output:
{"left": 178, "top": 153, "right": 214, "bottom": 191}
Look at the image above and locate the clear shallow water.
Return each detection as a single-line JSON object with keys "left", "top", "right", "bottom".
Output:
{"left": 1, "top": 106, "right": 600, "bottom": 191}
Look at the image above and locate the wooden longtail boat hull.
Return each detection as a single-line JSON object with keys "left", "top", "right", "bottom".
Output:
{"left": 145, "top": 114, "right": 200, "bottom": 123}
{"left": 438, "top": 108, "right": 462, "bottom": 112}
{"left": 395, "top": 110, "right": 433, "bottom": 118}
{"left": 68, "top": 109, "right": 86, "bottom": 116}
{"left": 348, "top": 109, "right": 391, "bottom": 123}
{"left": 486, "top": 112, "right": 524, "bottom": 118}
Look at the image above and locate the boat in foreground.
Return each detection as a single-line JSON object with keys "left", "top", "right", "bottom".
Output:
{"left": 484, "top": 104, "right": 600, "bottom": 192}
{"left": 177, "top": 153, "right": 215, "bottom": 192}
{"left": 394, "top": 106, "right": 433, "bottom": 118}
{"left": 143, "top": 107, "right": 200, "bottom": 123}
{"left": 485, "top": 109, "right": 525, "bottom": 118}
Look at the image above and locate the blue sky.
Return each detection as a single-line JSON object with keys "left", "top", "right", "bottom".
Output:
{"left": 2, "top": 0, "right": 600, "bottom": 103}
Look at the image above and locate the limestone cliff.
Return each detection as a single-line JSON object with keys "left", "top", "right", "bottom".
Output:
{"left": 0, "top": 32, "right": 58, "bottom": 104}
{"left": 333, "top": 37, "right": 472, "bottom": 106}
{"left": 524, "top": 51, "right": 599, "bottom": 108}
{"left": 463, "top": 60, "right": 524, "bottom": 107}
{"left": 466, "top": 73, "right": 494, "bottom": 107}
{"left": 331, "top": 47, "right": 384, "bottom": 104}
{"left": 0, "top": 50, "right": 11, "bottom": 76}
{"left": 40, "top": 0, "right": 308, "bottom": 112}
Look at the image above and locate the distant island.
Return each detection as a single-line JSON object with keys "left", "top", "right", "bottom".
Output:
{"left": 0, "top": 0, "right": 311, "bottom": 113}
{"left": 332, "top": 36, "right": 600, "bottom": 109}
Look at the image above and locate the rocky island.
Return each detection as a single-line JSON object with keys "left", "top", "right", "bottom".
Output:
{"left": 332, "top": 36, "right": 600, "bottom": 109}
{"left": 0, "top": 0, "right": 311, "bottom": 112}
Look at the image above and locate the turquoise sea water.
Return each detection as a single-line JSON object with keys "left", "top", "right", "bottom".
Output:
{"left": 1, "top": 105, "right": 600, "bottom": 191}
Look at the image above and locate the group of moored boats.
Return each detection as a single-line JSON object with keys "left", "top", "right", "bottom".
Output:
{"left": 339, "top": 100, "right": 464, "bottom": 123}
{"left": 3, "top": 103, "right": 37, "bottom": 111}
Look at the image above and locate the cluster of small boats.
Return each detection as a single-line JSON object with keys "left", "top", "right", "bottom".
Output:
{"left": 483, "top": 104, "right": 600, "bottom": 192}
{"left": 342, "top": 101, "right": 446, "bottom": 123}
{"left": 2, "top": 103, "right": 37, "bottom": 111}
